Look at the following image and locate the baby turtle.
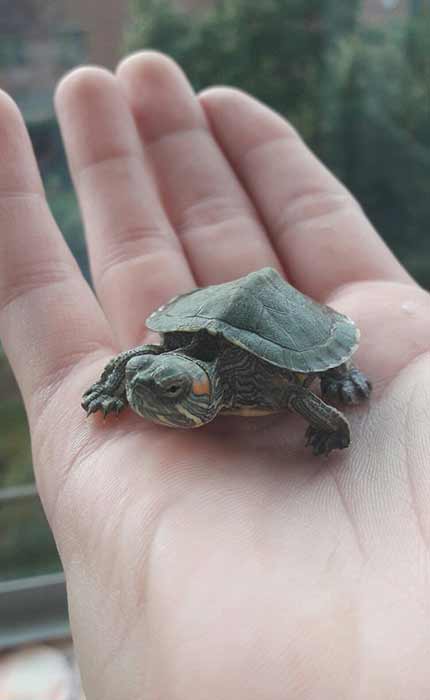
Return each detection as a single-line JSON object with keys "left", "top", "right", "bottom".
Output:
{"left": 82, "top": 267, "right": 371, "bottom": 455}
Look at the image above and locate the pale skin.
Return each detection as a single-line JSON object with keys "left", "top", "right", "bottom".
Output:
{"left": 2, "top": 51, "right": 430, "bottom": 699}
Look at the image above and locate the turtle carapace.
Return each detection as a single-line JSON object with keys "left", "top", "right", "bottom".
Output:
{"left": 82, "top": 268, "right": 371, "bottom": 455}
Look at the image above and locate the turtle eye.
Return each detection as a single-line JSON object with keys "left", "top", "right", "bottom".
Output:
{"left": 164, "top": 383, "right": 182, "bottom": 396}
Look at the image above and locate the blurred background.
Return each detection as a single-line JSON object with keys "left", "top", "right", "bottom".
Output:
{"left": 1, "top": 0, "right": 430, "bottom": 675}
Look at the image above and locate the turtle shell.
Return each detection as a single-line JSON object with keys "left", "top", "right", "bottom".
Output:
{"left": 146, "top": 268, "right": 359, "bottom": 373}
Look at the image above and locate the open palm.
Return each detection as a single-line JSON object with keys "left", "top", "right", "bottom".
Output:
{"left": 2, "top": 53, "right": 430, "bottom": 699}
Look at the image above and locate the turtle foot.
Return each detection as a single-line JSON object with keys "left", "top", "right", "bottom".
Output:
{"left": 305, "top": 424, "right": 350, "bottom": 456}
{"left": 82, "top": 385, "right": 126, "bottom": 417}
{"left": 321, "top": 367, "right": 371, "bottom": 405}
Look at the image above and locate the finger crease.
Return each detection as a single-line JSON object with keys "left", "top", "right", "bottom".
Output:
{"left": 0, "top": 190, "right": 44, "bottom": 203}
{"left": 330, "top": 469, "right": 366, "bottom": 561}
{"left": 240, "top": 132, "right": 300, "bottom": 169}
{"left": 405, "top": 382, "right": 430, "bottom": 554}
{"left": 96, "top": 232, "right": 180, "bottom": 291}
{"left": 0, "top": 262, "right": 77, "bottom": 316}
{"left": 176, "top": 207, "right": 259, "bottom": 243}
{"left": 272, "top": 190, "right": 358, "bottom": 243}
{"left": 144, "top": 124, "right": 208, "bottom": 150}
{"left": 76, "top": 152, "right": 142, "bottom": 187}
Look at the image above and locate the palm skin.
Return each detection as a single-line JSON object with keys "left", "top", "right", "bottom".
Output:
{"left": 1, "top": 52, "right": 430, "bottom": 699}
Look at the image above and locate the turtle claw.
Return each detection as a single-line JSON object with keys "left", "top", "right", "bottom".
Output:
{"left": 305, "top": 424, "right": 350, "bottom": 456}
{"left": 82, "top": 390, "right": 126, "bottom": 418}
{"left": 85, "top": 402, "right": 99, "bottom": 417}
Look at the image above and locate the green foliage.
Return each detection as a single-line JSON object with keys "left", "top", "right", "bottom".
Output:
{"left": 0, "top": 497, "right": 60, "bottom": 581}
{"left": 0, "top": 35, "right": 26, "bottom": 66}
{"left": 0, "top": 351, "right": 62, "bottom": 581}
{"left": 26, "top": 118, "right": 88, "bottom": 278}
{"left": 127, "top": 0, "right": 430, "bottom": 287}
{"left": 0, "top": 353, "right": 32, "bottom": 488}
{"left": 128, "top": 0, "right": 360, "bottom": 142}
{"left": 320, "top": 18, "right": 430, "bottom": 288}
{"left": 44, "top": 171, "right": 89, "bottom": 278}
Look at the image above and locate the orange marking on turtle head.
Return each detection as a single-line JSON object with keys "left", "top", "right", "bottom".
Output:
{"left": 192, "top": 377, "right": 211, "bottom": 396}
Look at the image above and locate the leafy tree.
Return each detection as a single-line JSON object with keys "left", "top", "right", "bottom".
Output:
{"left": 127, "top": 0, "right": 430, "bottom": 287}
{"left": 128, "top": 0, "right": 360, "bottom": 144}
{"left": 322, "top": 18, "right": 430, "bottom": 286}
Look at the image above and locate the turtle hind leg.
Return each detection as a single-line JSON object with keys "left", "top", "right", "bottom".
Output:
{"left": 320, "top": 362, "right": 371, "bottom": 406}
{"left": 286, "top": 386, "right": 350, "bottom": 456}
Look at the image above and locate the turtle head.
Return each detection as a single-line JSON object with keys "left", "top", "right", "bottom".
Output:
{"left": 125, "top": 353, "right": 218, "bottom": 428}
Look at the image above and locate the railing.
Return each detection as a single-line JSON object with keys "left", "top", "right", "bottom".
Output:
{"left": 0, "top": 483, "right": 69, "bottom": 649}
{"left": 0, "top": 484, "right": 38, "bottom": 503}
{"left": 0, "top": 572, "right": 69, "bottom": 649}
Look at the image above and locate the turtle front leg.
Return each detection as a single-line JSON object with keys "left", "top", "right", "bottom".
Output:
{"left": 286, "top": 385, "right": 350, "bottom": 456}
{"left": 320, "top": 362, "right": 371, "bottom": 405}
{"left": 82, "top": 344, "right": 164, "bottom": 417}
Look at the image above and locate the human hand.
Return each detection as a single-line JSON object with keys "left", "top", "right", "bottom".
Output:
{"left": 1, "top": 52, "right": 430, "bottom": 699}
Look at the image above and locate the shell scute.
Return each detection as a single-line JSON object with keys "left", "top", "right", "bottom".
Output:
{"left": 146, "top": 268, "right": 359, "bottom": 372}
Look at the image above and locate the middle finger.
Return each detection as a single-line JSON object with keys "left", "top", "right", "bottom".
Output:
{"left": 116, "top": 52, "right": 282, "bottom": 285}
